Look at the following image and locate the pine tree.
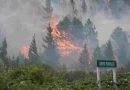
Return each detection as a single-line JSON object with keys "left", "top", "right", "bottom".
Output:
{"left": 84, "top": 19, "right": 98, "bottom": 49}
{"left": 93, "top": 46, "right": 101, "bottom": 68}
{"left": 58, "top": 16, "right": 71, "bottom": 29}
{"left": 126, "top": 61, "right": 130, "bottom": 72}
{"left": 18, "top": 54, "right": 26, "bottom": 66}
{"left": 85, "top": 19, "right": 96, "bottom": 35}
{"left": 79, "top": 44, "right": 89, "bottom": 72}
{"left": 10, "top": 56, "right": 15, "bottom": 69}
{"left": 28, "top": 34, "right": 40, "bottom": 64}
{"left": 58, "top": 17, "right": 84, "bottom": 38}
{"left": 105, "top": 40, "right": 114, "bottom": 60}
{"left": 81, "top": 0, "right": 87, "bottom": 13}
{"left": 0, "top": 38, "right": 7, "bottom": 60}
{"left": 42, "top": 24, "right": 53, "bottom": 48}
{"left": 15, "top": 56, "right": 19, "bottom": 68}
{"left": 93, "top": 46, "right": 101, "bottom": 61}
{"left": 0, "top": 37, "right": 9, "bottom": 69}
{"left": 71, "top": 17, "right": 84, "bottom": 38}
{"left": 111, "top": 27, "right": 129, "bottom": 64}
{"left": 42, "top": 24, "right": 59, "bottom": 67}
{"left": 70, "top": 0, "right": 77, "bottom": 15}
{"left": 12, "top": 56, "right": 19, "bottom": 68}
{"left": 44, "top": 0, "right": 53, "bottom": 19}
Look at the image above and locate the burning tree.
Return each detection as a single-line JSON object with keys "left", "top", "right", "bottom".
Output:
{"left": 79, "top": 43, "right": 90, "bottom": 72}
{"left": 42, "top": 15, "right": 82, "bottom": 68}
{"left": 20, "top": 45, "right": 30, "bottom": 59}
{"left": 42, "top": 24, "right": 60, "bottom": 67}
{"left": 28, "top": 34, "right": 40, "bottom": 64}
{"left": 50, "top": 16, "right": 81, "bottom": 55}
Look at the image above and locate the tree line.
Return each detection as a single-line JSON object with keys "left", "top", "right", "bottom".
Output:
{"left": 0, "top": 17, "right": 130, "bottom": 72}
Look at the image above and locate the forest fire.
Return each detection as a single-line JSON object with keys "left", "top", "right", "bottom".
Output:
{"left": 50, "top": 16, "right": 81, "bottom": 56}
{"left": 20, "top": 45, "right": 30, "bottom": 58}
{"left": 87, "top": 45, "right": 93, "bottom": 65}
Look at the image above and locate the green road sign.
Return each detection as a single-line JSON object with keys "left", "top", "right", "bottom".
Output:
{"left": 97, "top": 60, "right": 117, "bottom": 68}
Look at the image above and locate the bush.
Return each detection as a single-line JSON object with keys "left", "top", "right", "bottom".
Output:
{"left": 63, "top": 71, "right": 86, "bottom": 82}
{"left": 0, "top": 65, "right": 130, "bottom": 90}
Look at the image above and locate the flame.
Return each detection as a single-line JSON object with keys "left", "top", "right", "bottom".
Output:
{"left": 20, "top": 45, "right": 30, "bottom": 58}
{"left": 86, "top": 43, "right": 93, "bottom": 65}
{"left": 50, "top": 16, "right": 81, "bottom": 56}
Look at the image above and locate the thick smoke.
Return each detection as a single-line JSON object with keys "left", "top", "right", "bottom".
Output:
{"left": 52, "top": 0, "right": 130, "bottom": 46}
{"left": 0, "top": 0, "right": 47, "bottom": 56}
{"left": 0, "top": 0, "right": 130, "bottom": 66}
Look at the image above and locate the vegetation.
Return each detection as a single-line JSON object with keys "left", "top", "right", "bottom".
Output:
{"left": 105, "top": 40, "right": 114, "bottom": 60}
{"left": 41, "top": 24, "right": 60, "bottom": 67}
{"left": 28, "top": 34, "right": 40, "bottom": 64}
{"left": 79, "top": 43, "right": 90, "bottom": 72}
{"left": 0, "top": 37, "right": 8, "bottom": 69}
{"left": 111, "top": 27, "right": 130, "bottom": 64}
{"left": 0, "top": 65, "right": 130, "bottom": 90}
{"left": 0, "top": 16, "right": 130, "bottom": 90}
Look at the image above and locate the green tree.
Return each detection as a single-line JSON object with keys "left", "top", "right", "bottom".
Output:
{"left": 79, "top": 43, "right": 90, "bottom": 72}
{"left": 84, "top": 18, "right": 98, "bottom": 49}
{"left": 93, "top": 46, "right": 101, "bottom": 68}
{"left": 58, "top": 16, "right": 84, "bottom": 38}
{"left": 0, "top": 38, "right": 7, "bottom": 60}
{"left": 10, "top": 56, "right": 15, "bottom": 69}
{"left": 0, "top": 37, "right": 9, "bottom": 69}
{"left": 105, "top": 40, "right": 114, "bottom": 60}
{"left": 84, "top": 19, "right": 96, "bottom": 36}
{"left": 11, "top": 56, "right": 19, "bottom": 69}
{"left": 58, "top": 17, "right": 71, "bottom": 28}
{"left": 42, "top": 24, "right": 59, "bottom": 68}
{"left": 111, "top": 27, "right": 129, "bottom": 64}
{"left": 42, "top": 24, "right": 53, "bottom": 48}
{"left": 81, "top": 0, "right": 87, "bottom": 13}
{"left": 15, "top": 56, "right": 19, "bottom": 67}
{"left": 28, "top": 34, "right": 40, "bottom": 64}
{"left": 125, "top": 61, "right": 130, "bottom": 72}
{"left": 72, "top": 17, "right": 83, "bottom": 28}
{"left": 93, "top": 46, "right": 101, "bottom": 60}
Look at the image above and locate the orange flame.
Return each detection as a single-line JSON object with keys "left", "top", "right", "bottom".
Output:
{"left": 87, "top": 44, "right": 93, "bottom": 65}
{"left": 20, "top": 45, "right": 30, "bottom": 58}
{"left": 50, "top": 16, "right": 81, "bottom": 56}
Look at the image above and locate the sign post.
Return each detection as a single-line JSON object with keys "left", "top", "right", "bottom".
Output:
{"left": 96, "top": 60, "right": 117, "bottom": 90}
{"left": 113, "top": 68, "right": 116, "bottom": 83}
{"left": 97, "top": 67, "right": 101, "bottom": 90}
